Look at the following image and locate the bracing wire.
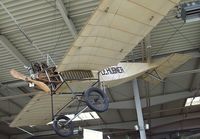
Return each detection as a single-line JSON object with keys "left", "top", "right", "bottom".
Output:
{"left": 153, "top": 21, "right": 185, "bottom": 56}
{"left": 0, "top": 1, "right": 62, "bottom": 67}
{"left": 44, "top": 0, "right": 71, "bottom": 66}
{"left": 0, "top": 1, "right": 45, "bottom": 59}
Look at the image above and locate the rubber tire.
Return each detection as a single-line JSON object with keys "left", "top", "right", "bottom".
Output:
{"left": 53, "top": 115, "right": 74, "bottom": 137}
{"left": 84, "top": 87, "right": 109, "bottom": 112}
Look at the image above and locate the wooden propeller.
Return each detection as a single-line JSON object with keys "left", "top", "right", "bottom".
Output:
{"left": 10, "top": 69, "right": 51, "bottom": 93}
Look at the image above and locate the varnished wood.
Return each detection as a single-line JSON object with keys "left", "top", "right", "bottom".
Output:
{"left": 10, "top": 69, "right": 51, "bottom": 93}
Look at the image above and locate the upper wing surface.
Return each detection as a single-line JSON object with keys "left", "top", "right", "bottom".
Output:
{"left": 58, "top": 0, "right": 180, "bottom": 71}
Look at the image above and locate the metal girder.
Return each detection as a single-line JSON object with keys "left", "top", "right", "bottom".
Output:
{"left": 59, "top": 90, "right": 195, "bottom": 113}
{"left": 0, "top": 92, "right": 40, "bottom": 101}
{"left": 4, "top": 81, "right": 27, "bottom": 88}
{"left": 0, "top": 83, "right": 23, "bottom": 111}
{"left": 151, "top": 118, "right": 200, "bottom": 134}
{"left": 4, "top": 68, "right": 200, "bottom": 88}
{"left": 109, "top": 90, "right": 196, "bottom": 109}
{"left": 56, "top": 0, "right": 78, "bottom": 38}
{"left": 89, "top": 111, "right": 200, "bottom": 129}
{"left": 186, "top": 133, "right": 200, "bottom": 139}
{"left": 1, "top": 115, "right": 17, "bottom": 121}
{"left": 0, "top": 106, "right": 11, "bottom": 116}
{"left": 0, "top": 90, "right": 194, "bottom": 111}
{"left": 0, "top": 35, "right": 30, "bottom": 66}
{"left": 150, "top": 111, "right": 200, "bottom": 127}
{"left": 0, "top": 89, "right": 195, "bottom": 123}
{"left": 3, "top": 53, "right": 200, "bottom": 89}
{"left": 168, "top": 68, "right": 200, "bottom": 77}
{"left": 11, "top": 111, "right": 200, "bottom": 139}
{"left": 150, "top": 49, "right": 200, "bottom": 60}
{"left": 0, "top": 88, "right": 195, "bottom": 117}
{"left": 189, "top": 58, "right": 200, "bottom": 90}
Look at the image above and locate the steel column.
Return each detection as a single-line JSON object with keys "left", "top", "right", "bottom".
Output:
{"left": 133, "top": 79, "right": 146, "bottom": 139}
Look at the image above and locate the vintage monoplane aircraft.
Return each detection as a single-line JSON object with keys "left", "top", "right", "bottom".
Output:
{"left": 8, "top": 0, "right": 190, "bottom": 137}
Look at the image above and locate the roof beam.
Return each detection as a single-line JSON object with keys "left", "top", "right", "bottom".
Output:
{"left": 186, "top": 133, "right": 200, "bottom": 138}
{"left": 0, "top": 106, "right": 11, "bottom": 116}
{"left": 0, "top": 89, "right": 195, "bottom": 119}
{"left": 11, "top": 111, "right": 200, "bottom": 138}
{"left": 0, "top": 90, "right": 194, "bottom": 111}
{"left": 151, "top": 118, "right": 200, "bottom": 134}
{"left": 168, "top": 68, "right": 200, "bottom": 77}
{"left": 7, "top": 67, "right": 200, "bottom": 88}
{"left": 60, "top": 90, "right": 196, "bottom": 113}
{"left": 189, "top": 58, "right": 200, "bottom": 90}
{"left": 0, "top": 84, "right": 23, "bottom": 109}
{"left": 0, "top": 35, "right": 30, "bottom": 66}
{"left": 4, "top": 68, "right": 200, "bottom": 88}
{"left": 63, "top": 90, "right": 195, "bottom": 113}
{"left": 0, "top": 92, "right": 40, "bottom": 101}
{"left": 1, "top": 89, "right": 196, "bottom": 122}
{"left": 56, "top": 0, "right": 78, "bottom": 38}
{"left": 109, "top": 90, "right": 195, "bottom": 109}
{"left": 88, "top": 111, "right": 200, "bottom": 129}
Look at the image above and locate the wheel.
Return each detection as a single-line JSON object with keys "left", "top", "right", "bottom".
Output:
{"left": 84, "top": 87, "right": 109, "bottom": 112}
{"left": 53, "top": 115, "right": 74, "bottom": 137}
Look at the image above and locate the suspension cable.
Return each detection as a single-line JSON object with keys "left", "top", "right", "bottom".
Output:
{"left": 0, "top": 1, "right": 45, "bottom": 59}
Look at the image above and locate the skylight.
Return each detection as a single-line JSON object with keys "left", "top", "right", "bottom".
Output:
{"left": 47, "top": 111, "right": 100, "bottom": 125}
{"left": 185, "top": 97, "right": 200, "bottom": 107}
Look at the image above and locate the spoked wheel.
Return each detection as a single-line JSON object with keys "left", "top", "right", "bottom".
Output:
{"left": 53, "top": 115, "right": 74, "bottom": 137}
{"left": 84, "top": 87, "right": 109, "bottom": 112}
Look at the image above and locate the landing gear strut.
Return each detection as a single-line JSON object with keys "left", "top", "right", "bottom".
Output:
{"left": 50, "top": 73, "right": 109, "bottom": 137}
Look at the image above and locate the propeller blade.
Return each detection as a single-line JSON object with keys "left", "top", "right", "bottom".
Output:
{"left": 29, "top": 79, "right": 51, "bottom": 93}
{"left": 10, "top": 69, "right": 50, "bottom": 93}
{"left": 10, "top": 69, "right": 27, "bottom": 81}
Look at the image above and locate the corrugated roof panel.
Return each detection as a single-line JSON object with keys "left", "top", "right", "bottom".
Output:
{"left": 128, "top": 8, "right": 200, "bottom": 60}
{"left": 0, "top": 0, "right": 198, "bottom": 83}
{"left": 0, "top": 1, "right": 199, "bottom": 133}
{"left": 0, "top": 0, "right": 100, "bottom": 83}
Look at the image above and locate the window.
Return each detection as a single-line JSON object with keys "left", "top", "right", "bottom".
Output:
{"left": 185, "top": 97, "right": 200, "bottom": 107}
{"left": 47, "top": 111, "right": 100, "bottom": 125}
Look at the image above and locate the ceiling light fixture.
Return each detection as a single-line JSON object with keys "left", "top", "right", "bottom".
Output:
{"left": 181, "top": 1, "right": 200, "bottom": 23}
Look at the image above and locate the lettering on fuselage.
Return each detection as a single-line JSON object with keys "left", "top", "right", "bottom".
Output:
{"left": 101, "top": 66, "right": 124, "bottom": 75}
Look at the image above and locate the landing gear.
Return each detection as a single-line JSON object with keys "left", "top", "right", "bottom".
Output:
{"left": 52, "top": 87, "right": 109, "bottom": 137}
{"left": 84, "top": 87, "right": 109, "bottom": 112}
{"left": 45, "top": 70, "right": 109, "bottom": 137}
{"left": 53, "top": 115, "right": 74, "bottom": 137}
{"left": 13, "top": 61, "right": 109, "bottom": 137}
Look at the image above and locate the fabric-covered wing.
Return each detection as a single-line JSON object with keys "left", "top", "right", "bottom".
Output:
{"left": 58, "top": 0, "right": 180, "bottom": 71}
{"left": 10, "top": 93, "right": 74, "bottom": 127}
{"left": 143, "top": 53, "right": 191, "bottom": 84}
{"left": 101, "top": 63, "right": 157, "bottom": 87}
